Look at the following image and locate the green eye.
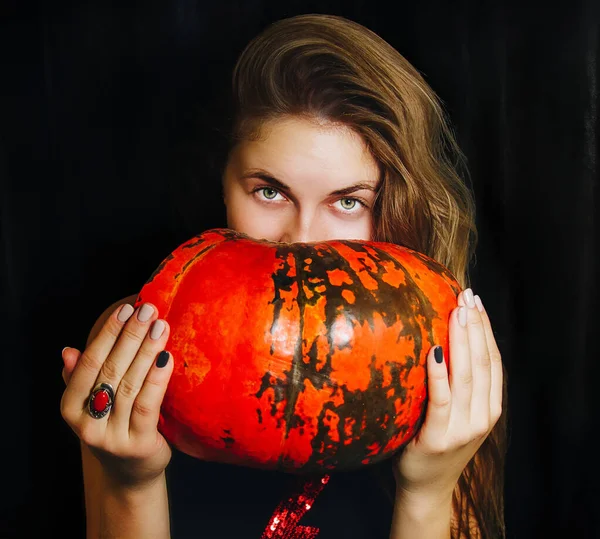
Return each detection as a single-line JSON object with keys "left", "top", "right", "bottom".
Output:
{"left": 340, "top": 198, "right": 357, "bottom": 210}
{"left": 262, "top": 188, "right": 278, "bottom": 200}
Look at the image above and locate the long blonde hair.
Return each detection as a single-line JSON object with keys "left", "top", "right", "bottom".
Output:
{"left": 228, "top": 14, "right": 507, "bottom": 538}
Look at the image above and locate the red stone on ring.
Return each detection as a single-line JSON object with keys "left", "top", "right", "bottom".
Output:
{"left": 92, "top": 390, "right": 110, "bottom": 412}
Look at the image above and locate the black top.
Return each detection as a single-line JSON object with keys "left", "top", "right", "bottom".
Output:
{"left": 167, "top": 449, "right": 395, "bottom": 538}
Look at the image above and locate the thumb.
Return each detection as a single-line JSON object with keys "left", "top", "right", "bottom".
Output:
{"left": 61, "top": 347, "right": 82, "bottom": 386}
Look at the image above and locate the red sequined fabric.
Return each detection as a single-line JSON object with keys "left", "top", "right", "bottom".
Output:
{"left": 260, "top": 475, "right": 330, "bottom": 539}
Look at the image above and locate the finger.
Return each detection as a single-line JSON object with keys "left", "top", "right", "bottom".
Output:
{"left": 129, "top": 350, "right": 174, "bottom": 437}
{"left": 417, "top": 345, "right": 451, "bottom": 446}
{"left": 62, "top": 347, "right": 81, "bottom": 385}
{"left": 96, "top": 303, "right": 158, "bottom": 398}
{"left": 109, "top": 319, "right": 171, "bottom": 433}
{"left": 448, "top": 303, "right": 472, "bottom": 420}
{"left": 463, "top": 289, "right": 491, "bottom": 434}
{"left": 475, "top": 295, "right": 503, "bottom": 423}
{"left": 62, "top": 304, "right": 135, "bottom": 413}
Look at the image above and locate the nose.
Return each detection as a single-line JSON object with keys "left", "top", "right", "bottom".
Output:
{"left": 278, "top": 214, "right": 319, "bottom": 243}
{"left": 278, "top": 228, "right": 311, "bottom": 244}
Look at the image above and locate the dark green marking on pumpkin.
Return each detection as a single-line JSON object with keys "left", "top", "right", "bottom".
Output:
{"left": 329, "top": 242, "right": 437, "bottom": 379}
{"left": 221, "top": 429, "right": 235, "bottom": 448}
{"left": 175, "top": 242, "right": 220, "bottom": 280}
{"left": 370, "top": 245, "right": 438, "bottom": 366}
{"left": 146, "top": 231, "right": 230, "bottom": 286}
{"left": 305, "top": 355, "right": 424, "bottom": 471}
{"left": 180, "top": 228, "right": 239, "bottom": 250}
{"left": 256, "top": 370, "right": 289, "bottom": 429}
{"left": 180, "top": 233, "right": 210, "bottom": 250}
{"left": 216, "top": 228, "right": 253, "bottom": 242}
{"left": 173, "top": 229, "right": 240, "bottom": 280}
{"left": 254, "top": 240, "right": 443, "bottom": 472}
{"left": 265, "top": 253, "right": 297, "bottom": 357}
{"left": 144, "top": 253, "right": 175, "bottom": 286}
{"left": 410, "top": 250, "right": 461, "bottom": 296}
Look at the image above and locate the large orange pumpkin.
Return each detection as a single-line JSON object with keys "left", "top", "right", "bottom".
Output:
{"left": 133, "top": 228, "right": 460, "bottom": 473}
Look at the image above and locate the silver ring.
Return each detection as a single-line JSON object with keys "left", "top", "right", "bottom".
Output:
{"left": 87, "top": 382, "right": 115, "bottom": 419}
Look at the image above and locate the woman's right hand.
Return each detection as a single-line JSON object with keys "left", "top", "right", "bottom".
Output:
{"left": 60, "top": 302, "right": 174, "bottom": 488}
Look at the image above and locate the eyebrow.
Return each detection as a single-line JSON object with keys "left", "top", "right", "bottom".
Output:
{"left": 240, "top": 169, "right": 378, "bottom": 197}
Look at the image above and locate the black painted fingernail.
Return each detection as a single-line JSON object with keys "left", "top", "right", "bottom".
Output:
{"left": 434, "top": 346, "right": 444, "bottom": 364}
{"left": 156, "top": 351, "right": 170, "bottom": 368}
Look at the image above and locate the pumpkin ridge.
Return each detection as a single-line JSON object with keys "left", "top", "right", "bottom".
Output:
{"left": 163, "top": 238, "right": 222, "bottom": 321}
{"left": 179, "top": 241, "right": 219, "bottom": 275}
{"left": 409, "top": 249, "right": 462, "bottom": 296}
{"left": 281, "top": 245, "right": 308, "bottom": 451}
{"left": 255, "top": 245, "right": 301, "bottom": 464}
{"left": 143, "top": 252, "right": 175, "bottom": 287}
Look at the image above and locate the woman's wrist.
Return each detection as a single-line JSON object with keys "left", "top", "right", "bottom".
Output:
{"left": 95, "top": 471, "right": 170, "bottom": 539}
{"left": 395, "top": 486, "right": 453, "bottom": 519}
{"left": 104, "top": 468, "right": 167, "bottom": 499}
{"left": 390, "top": 485, "right": 454, "bottom": 539}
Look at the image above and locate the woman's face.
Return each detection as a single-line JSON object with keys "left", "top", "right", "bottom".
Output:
{"left": 222, "top": 116, "right": 380, "bottom": 243}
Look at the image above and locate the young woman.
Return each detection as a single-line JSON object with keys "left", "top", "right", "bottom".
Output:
{"left": 61, "top": 14, "right": 506, "bottom": 539}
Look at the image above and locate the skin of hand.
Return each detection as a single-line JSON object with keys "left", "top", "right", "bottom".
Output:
{"left": 393, "top": 288, "right": 503, "bottom": 504}
{"left": 61, "top": 302, "right": 175, "bottom": 488}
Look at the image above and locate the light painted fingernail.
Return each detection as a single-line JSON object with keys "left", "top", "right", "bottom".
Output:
{"left": 117, "top": 304, "right": 135, "bottom": 322}
{"left": 138, "top": 303, "right": 154, "bottom": 322}
{"left": 463, "top": 288, "right": 475, "bottom": 308}
{"left": 150, "top": 320, "right": 165, "bottom": 340}
{"left": 474, "top": 295, "right": 484, "bottom": 312}
{"left": 458, "top": 306, "right": 467, "bottom": 327}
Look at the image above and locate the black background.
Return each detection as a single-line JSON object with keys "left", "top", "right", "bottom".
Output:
{"left": 1, "top": 1, "right": 599, "bottom": 537}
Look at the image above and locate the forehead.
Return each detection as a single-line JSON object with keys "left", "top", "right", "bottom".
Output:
{"left": 232, "top": 117, "right": 380, "bottom": 189}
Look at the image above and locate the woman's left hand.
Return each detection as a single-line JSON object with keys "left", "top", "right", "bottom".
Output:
{"left": 393, "top": 288, "right": 503, "bottom": 503}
